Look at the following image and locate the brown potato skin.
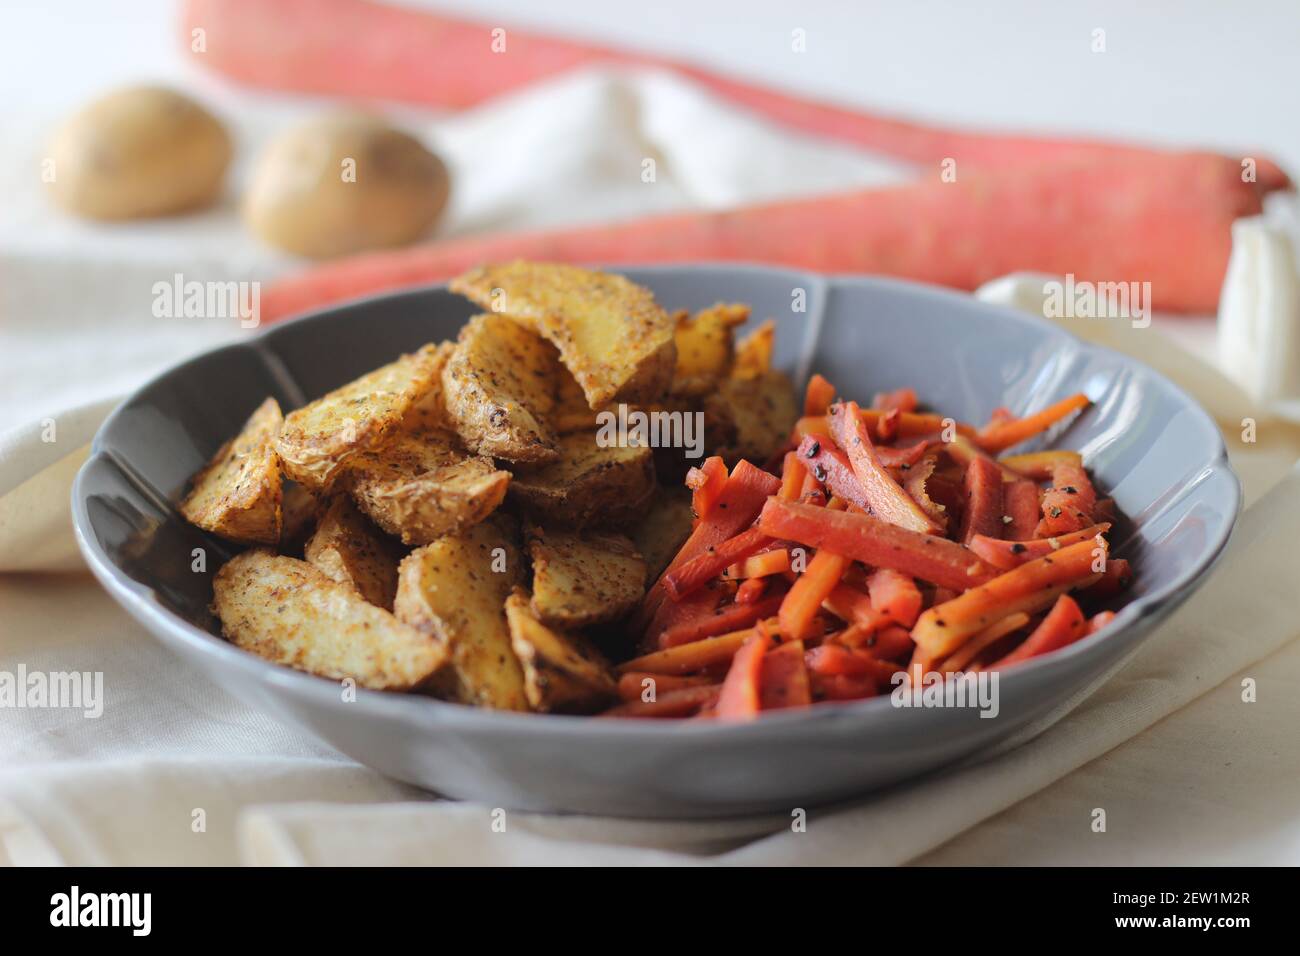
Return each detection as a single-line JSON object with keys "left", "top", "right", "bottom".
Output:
{"left": 508, "top": 433, "right": 656, "bottom": 529}
{"left": 505, "top": 589, "right": 618, "bottom": 714}
{"left": 47, "top": 85, "right": 231, "bottom": 221}
{"left": 181, "top": 397, "right": 283, "bottom": 545}
{"left": 243, "top": 113, "right": 449, "bottom": 259}
{"left": 304, "top": 496, "right": 402, "bottom": 609}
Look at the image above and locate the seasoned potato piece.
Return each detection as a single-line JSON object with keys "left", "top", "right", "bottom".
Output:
{"left": 712, "top": 370, "right": 798, "bottom": 465}
{"left": 505, "top": 589, "right": 618, "bottom": 713}
{"left": 672, "top": 302, "right": 750, "bottom": 397}
{"left": 393, "top": 520, "right": 529, "bottom": 711}
{"left": 732, "top": 319, "right": 776, "bottom": 379}
{"left": 304, "top": 496, "right": 401, "bottom": 609}
{"left": 631, "top": 486, "right": 695, "bottom": 584}
{"left": 401, "top": 341, "right": 456, "bottom": 434}
{"left": 451, "top": 262, "right": 676, "bottom": 408}
{"left": 347, "top": 430, "right": 509, "bottom": 545}
{"left": 213, "top": 550, "right": 443, "bottom": 690}
{"left": 553, "top": 363, "right": 613, "bottom": 434}
{"left": 509, "top": 432, "right": 655, "bottom": 528}
{"left": 277, "top": 344, "right": 444, "bottom": 492}
{"left": 181, "top": 397, "right": 283, "bottom": 545}
{"left": 279, "top": 480, "right": 319, "bottom": 555}
{"left": 527, "top": 527, "right": 645, "bottom": 628}
{"left": 442, "top": 313, "right": 559, "bottom": 464}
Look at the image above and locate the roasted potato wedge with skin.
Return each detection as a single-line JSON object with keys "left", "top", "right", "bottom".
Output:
{"left": 712, "top": 369, "right": 798, "bottom": 466}
{"left": 451, "top": 262, "right": 676, "bottom": 408}
{"left": 181, "top": 397, "right": 283, "bottom": 545}
{"left": 442, "top": 313, "right": 559, "bottom": 464}
{"left": 631, "top": 485, "right": 696, "bottom": 584}
{"left": 509, "top": 432, "right": 656, "bottom": 529}
{"left": 672, "top": 302, "right": 750, "bottom": 397}
{"left": 527, "top": 527, "right": 645, "bottom": 629}
{"left": 213, "top": 550, "right": 443, "bottom": 690}
{"left": 732, "top": 319, "right": 776, "bottom": 379}
{"left": 401, "top": 341, "right": 456, "bottom": 435}
{"left": 505, "top": 589, "right": 618, "bottom": 713}
{"left": 276, "top": 344, "right": 445, "bottom": 492}
{"left": 394, "top": 520, "right": 529, "bottom": 711}
{"left": 346, "top": 429, "right": 510, "bottom": 545}
{"left": 278, "top": 480, "right": 319, "bottom": 555}
{"left": 305, "top": 496, "right": 402, "bottom": 609}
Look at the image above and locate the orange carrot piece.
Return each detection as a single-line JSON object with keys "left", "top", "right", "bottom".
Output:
{"left": 959, "top": 455, "right": 1005, "bottom": 544}
{"left": 1000, "top": 450, "right": 1083, "bottom": 481}
{"left": 759, "top": 498, "right": 998, "bottom": 592}
{"left": 984, "top": 595, "right": 1087, "bottom": 669}
{"left": 976, "top": 393, "right": 1092, "bottom": 453}
{"left": 685, "top": 455, "right": 727, "bottom": 525}
{"left": 797, "top": 434, "right": 872, "bottom": 513}
{"left": 661, "top": 593, "right": 786, "bottom": 648}
{"left": 792, "top": 415, "right": 833, "bottom": 443}
{"left": 779, "top": 452, "right": 806, "bottom": 501}
{"left": 803, "top": 374, "right": 837, "bottom": 416}
{"left": 903, "top": 450, "right": 948, "bottom": 530}
{"left": 716, "top": 632, "right": 771, "bottom": 720}
{"left": 1003, "top": 479, "right": 1042, "bottom": 542}
{"left": 876, "top": 439, "right": 932, "bottom": 470}
{"left": 601, "top": 684, "right": 722, "bottom": 718}
{"left": 829, "top": 402, "right": 942, "bottom": 534}
{"left": 616, "top": 671, "right": 714, "bottom": 701}
{"left": 759, "top": 640, "right": 812, "bottom": 710}
{"left": 779, "top": 549, "right": 849, "bottom": 642}
{"left": 663, "top": 526, "right": 772, "bottom": 601}
{"left": 873, "top": 387, "right": 918, "bottom": 413}
{"left": 734, "top": 577, "right": 769, "bottom": 604}
{"left": 822, "top": 584, "right": 889, "bottom": 631}
{"left": 840, "top": 623, "right": 916, "bottom": 662}
{"left": 936, "top": 612, "right": 1030, "bottom": 673}
{"left": 618, "top": 623, "right": 774, "bottom": 675}
{"left": 876, "top": 407, "right": 901, "bottom": 442}
{"left": 969, "top": 523, "right": 1112, "bottom": 571}
{"left": 866, "top": 568, "right": 923, "bottom": 628}
{"left": 1037, "top": 462, "right": 1098, "bottom": 536}
{"left": 726, "top": 548, "right": 791, "bottom": 580}
{"left": 1086, "top": 557, "right": 1132, "bottom": 598}
{"left": 942, "top": 434, "right": 1022, "bottom": 482}
{"left": 912, "top": 537, "right": 1106, "bottom": 658}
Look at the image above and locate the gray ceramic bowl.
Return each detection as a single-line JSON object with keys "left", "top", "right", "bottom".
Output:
{"left": 72, "top": 266, "right": 1239, "bottom": 818}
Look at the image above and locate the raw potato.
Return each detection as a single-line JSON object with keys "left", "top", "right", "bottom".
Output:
{"left": 243, "top": 113, "right": 450, "bottom": 259}
{"left": 509, "top": 432, "right": 656, "bottom": 528}
{"left": 393, "top": 520, "right": 529, "bottom": 711}
{"left": 276, "top": 343, "right": 444, "bottom": 492}
{"left": 451, "top": 262, "right": 676, "bottom": 408}
{"left": 442, "top": 313, "right": 559, "bottom": 463}
{"left": 505, "top": 590, "right": 618, "bottom": 713}
{"left": 346, "top": 429, "right": 510, "bottom": 545}
{"left": 213, "top": 550, "right": 443, "bottom": 690}
{"left": 712, "top": 370, "right": 798, "bottom": 465}
{"left": 181, "top": 397, "right": 283, "bottom": 545}
{"left": 732, "top": 319, "right": 776, "bottom": 379}
{"left": 631, "top": 486, "right": 696, "bottom": 584}
{"left": 304, "top": 496, "right": 402, "bottom": 609}
{"left": 672, "top": 303, "right": 750, "bottom": 397}
{"left": 46, "top": 85, "right": 231, "bottom": 221}
{"left": 527, "top": 528, "right": 645, "bottom": 628}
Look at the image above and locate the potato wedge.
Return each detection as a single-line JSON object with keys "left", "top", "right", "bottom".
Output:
{"left": 181, "top": 397, "right": 283, "bottom": 545}
{"left": 304, "top": 496, "right": 402, "bottom": 609}
{"left": 278, "top": 480, "right": 319, "bottom": 555}
{"left": 509, "top": 432, "right": 656, "bottom": 528}
{"left": 711, "top": 369, "right": 798, "bottom": 465}
{"left": 402, "top": 341, "right": 457, "bottom": 434}
{"left": 505, "top": 589, "right": 618, "bottom": 713}
{"left": 393, "top": 519, "right": 529, "bottom": 711}
{"left": 451, "top": 262, "right": 676, "bottom": 408}
{"left": 441, "top": 313, "right": 560, "bottom": 464}
{"left": 276, "top": 343, "right": 444, "bottom": 492}
{"left": 732, "top": 318, "right": 776, "bottom": 379}
{"left": 346, "top": 429, "right": 510, "bottom": 545}
{"left": 672, "top": 302, "right": 750, "bottom": 397}
{"left": 213, "top": 550, "right": 443, "bottom": 690}
{"left": 631, "top": 485, "right": 695, "bottom": 584}
{"left": 527, "top": 527, "right": 645, "bottom": 628}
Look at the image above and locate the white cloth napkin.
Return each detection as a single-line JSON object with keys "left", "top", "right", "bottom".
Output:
{"left": 3, "top": 64, "right": 1300, "bottom": 866}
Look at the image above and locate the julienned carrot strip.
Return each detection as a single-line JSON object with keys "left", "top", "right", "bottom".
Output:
{"left": 716, "top": 632, "right": 770, "bottom": 720}
{"left": 1086, "top": 557, "right": 1132, "bottom": 598}
{"left": 618, "top": 623, "right": 774, "bottom": 675}
{"left": 873, "top": 387, "right": 918, "bottom": 413}
{"left": 1003, "top": 479, "right": 1042, "bottom": 542}
{"left": 685, "top": 455, "right": 727, "bottom": 525}
{"left": 959, "top": 455, "right": 1005, "bottom": 544}
{"left": 829, "top": 402, "right": 942, "bottom": 534}
{"left": 1000, "top": 450, "right": 1083, "bottom": 481}
{"left": 793, "top": 415, "right": 833, "bottom": 442}
{"left": 976, "top": 393, "right": 1092, "bottom": 453}
{"left": 663, "top": 526, "right": 772, "bottom": 601}
{"left": 837, "top": 623, "right": 916, "bottom": 662}
{"left": 865, "top": 568, "right": 923, "bottom": 627}
{"left": 912, "top": 537, "right": 1106, "bottom": 658}
{"left": 984, "top": 595, "right": 1087, "bottom": 670}
{"left": 734, "top": 577, "right": 769, "bottom": 604}
{"left": 875, "top": 408, "right": 901, "bottom": 442}
{"left": 1037, "top": 462, "right": 1098, "bottom": 536}
{"left": 759, "top": 640, "right": 812, "bottom": 710}
{"left": 661, "top": 593, "right": 786, "bottom": 648}
{"left": 803, "top": 374, "right": 837, "bottom": 417}
{"left": 779, "top": 452, "right": 806, "bottom": 501}
{"left": 876, "top": 440, "right": 932, "bottom": 469}
{"left": 968, "top": 524, "right": 1111, "bottom": 571}
{"left": 726, "top": 548, "right": 791, "bottom": 580}
{"left": 936, "top": 612, "right": 1030, "bottom": 673}
{"left": 601, "top": 684, "right": 722, "bottom": 718}
{"left": 942, "top": 435, "right": 1022, "bottom": 482}
{"left": 797, "top": 434, "right": 872, "bottom": 513}
{"left": 903, "top": 451, "right": 948, "bottom": 530}
{"left": 759, "top": 498, "right": 998, "bottom": 592}
{"left": 822, "top": 585, "right": 889, "bottom": 631}
{"left": 779, "top": 549, "right": 849, "bottom": 642}
{"left": 616, "top": 671, "right": 714, "bottom": 701}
